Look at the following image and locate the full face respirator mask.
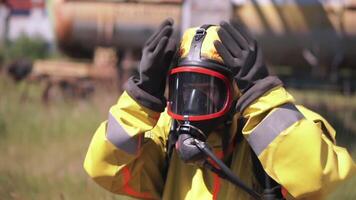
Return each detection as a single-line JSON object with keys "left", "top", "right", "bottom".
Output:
{"left": 167, "top": 25, "right": 235, "bottom": 164}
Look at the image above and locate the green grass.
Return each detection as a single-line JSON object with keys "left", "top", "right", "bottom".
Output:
{"left": 0, "top": 75, "right": 355, "bottom": 199}
{"left": 0, "top": 75, "right": 131, "bottom": 200}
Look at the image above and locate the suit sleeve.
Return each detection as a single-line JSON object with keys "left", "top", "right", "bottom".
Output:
{"left": 83, "top": 91, "right": 170, "bottom": 200}
{"left": 241, "top": 86, "right": 356, "bottom": 199}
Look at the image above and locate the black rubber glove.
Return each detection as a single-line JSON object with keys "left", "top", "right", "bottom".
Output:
{"left": 214, "top": 21, "right": 269, "bottom": 93}
{"left": 214, "top": 21, "right": 282, "bottom": 112}
{"left": 125, "top": 19, "right": 177, "bottom": 112}
{"left": 137, "top": 18, "right": 176, "bottom": 98}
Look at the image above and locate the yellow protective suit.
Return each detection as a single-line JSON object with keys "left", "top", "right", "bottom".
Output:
{"left": 84, "top": 85, "right": 355, "bottom": 200}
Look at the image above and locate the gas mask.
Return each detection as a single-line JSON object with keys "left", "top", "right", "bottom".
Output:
{"left": 167, "top": 25, "right": 234, "bottom": 164}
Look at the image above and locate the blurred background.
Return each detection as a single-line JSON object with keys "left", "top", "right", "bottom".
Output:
{"left": 0, "top": 0, "right": 355, "bottom": 199}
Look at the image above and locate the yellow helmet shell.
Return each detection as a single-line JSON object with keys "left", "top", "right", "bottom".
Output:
{"left": 178, "top": 26, "right": 224, "bottom": 65}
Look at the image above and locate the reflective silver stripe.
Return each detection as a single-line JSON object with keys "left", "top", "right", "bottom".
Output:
{"left": 106, "top": 113, "right": 139, "bottom": 155}
{"left": 248, "top": 103, "right": 304, "bottom": 155}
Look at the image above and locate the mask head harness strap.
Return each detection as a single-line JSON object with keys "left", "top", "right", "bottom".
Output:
{"left": 187, "top": 24, "right": 212, "bottom": 61}
{"left": 178, "top": 24, "right": 231, "bottom": 74}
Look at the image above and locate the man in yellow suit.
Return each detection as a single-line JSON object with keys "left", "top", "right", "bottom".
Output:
{"left": 83, "top": 19, "right": 355, "bottom": 200}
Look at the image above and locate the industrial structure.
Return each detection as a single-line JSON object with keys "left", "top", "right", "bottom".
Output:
{"left": 2, "top": 0, "right": 356, "bottom": 99}
{"left": 51, "top": 0, "right": 356, "bottom": 91}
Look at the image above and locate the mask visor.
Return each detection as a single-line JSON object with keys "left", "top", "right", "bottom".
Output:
{"left": 168, "top": 67, "right": 231, "bottom": 121}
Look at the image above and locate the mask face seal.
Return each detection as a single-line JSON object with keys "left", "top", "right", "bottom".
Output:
{"left": 167, "top": 67, "right": 232, "bottom": 121}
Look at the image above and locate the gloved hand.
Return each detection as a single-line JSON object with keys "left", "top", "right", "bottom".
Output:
{"left": 125, "top": 19, "right": 177, "bottom": 112}
{"left": 214, "top": 21, "right": 282, "bottom": 112}
{"left": 137, "top": 18, "right": 177, "bottom": 99}
{"left": 214, "top": 21, "right": 269, "bottom": 94}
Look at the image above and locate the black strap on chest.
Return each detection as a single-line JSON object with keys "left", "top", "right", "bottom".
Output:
{"left": 237, "top": 116, "right": 285, "bottom": 200}
{"left": 250, "top": 146, "right": 285, "bottom": 200}
{"left": 163, "top": 119, "right": 179, "bottom": 182}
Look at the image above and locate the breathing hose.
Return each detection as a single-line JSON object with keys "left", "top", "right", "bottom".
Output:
{"left": 194, "top": 139, "right": 263, "bottom": 200}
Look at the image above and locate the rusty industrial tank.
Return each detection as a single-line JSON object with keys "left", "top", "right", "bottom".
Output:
{"left": 231, "top": 0, "right": 356, "bottom": 76}
{"left": 53, "top": 0, "right": 356, "bottom": 78}
{"left": 53, "top": 0, "right": 182, "bottom": 58}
